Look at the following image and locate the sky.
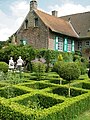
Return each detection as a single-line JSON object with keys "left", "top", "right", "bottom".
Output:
{"left": 0, "top": 0, "right": 90, "bottom": 41}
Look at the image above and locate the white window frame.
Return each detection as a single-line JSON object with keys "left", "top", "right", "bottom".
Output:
{"left": 58, "top": 37, "right": 63, "bottom": 51}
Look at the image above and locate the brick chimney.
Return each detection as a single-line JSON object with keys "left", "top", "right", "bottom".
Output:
{"left": 30, "top": 0, "right": 37, "bottom": 11}
{"left": 52, "top": 10, "right": 58, "bottom": 17}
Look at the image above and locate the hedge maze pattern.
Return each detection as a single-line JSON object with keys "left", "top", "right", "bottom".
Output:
{"left": 0, "top": 72, "right": 90, "bottom": 120}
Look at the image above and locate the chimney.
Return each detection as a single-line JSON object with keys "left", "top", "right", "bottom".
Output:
{"left": 52, "top": 10, "right": 58, "bottom": 17}
{"left": 30, "top": 0, "right": 37, "bottom": 11}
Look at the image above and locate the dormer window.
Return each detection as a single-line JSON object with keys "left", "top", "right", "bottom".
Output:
{"left": 24, "top": 19, "right": 28, "bottom": 29}
{"left": 34, "top": 18, "right": 38, "bottom": 27}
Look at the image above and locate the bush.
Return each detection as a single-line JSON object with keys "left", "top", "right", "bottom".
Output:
{"left": 32, "top": 61, "right": 46, "bottom": 80}
{"left": 58, "top": 62, "right": 80, "bottom": 81}
{"left": 76, "top": 62, "right": 87, "bottom": 75}
{"left": 57, "top": 62, "right": 80, "bottom": 97}
{"left": 0, "top": 62, "right": 8, "bottom": 73}
{"left": 52, "top": 61, "right": 65, "bottom": 73}
{"left": 73, "top": 55, "right": 81, "bottom": 62}
{"left": 62, "top": 52, "right": 73, "bottom": 62}
{"left": 58, "top": 54, "right": 63, "bottom": 61}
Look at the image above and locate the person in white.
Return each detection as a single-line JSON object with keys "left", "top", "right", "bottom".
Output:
{"left": 9, "top": 57, "right": 14, "bottom": 71}
{"left": 17, "top": 56, "right": 24, "bottom": 72}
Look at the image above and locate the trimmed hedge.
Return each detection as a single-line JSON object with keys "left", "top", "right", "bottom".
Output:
{"left": 0, "top": 72, "right": 90, "bottom": 120}
{"left": 0, "top": 91, "right": 90, "bottom": 120}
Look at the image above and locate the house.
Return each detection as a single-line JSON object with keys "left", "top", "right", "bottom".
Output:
{"left": 12, "top": 0, "right": 90, "bottom": 58}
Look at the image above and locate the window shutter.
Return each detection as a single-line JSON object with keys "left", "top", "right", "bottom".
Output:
{"left": 72, "top": 40, "right": 74, "bottom": 52}
{"left": 55, "top": 37, "right": 58, "bottom": 50}
{"left": 64, "top": 38, "right": 67, "bottom": 52}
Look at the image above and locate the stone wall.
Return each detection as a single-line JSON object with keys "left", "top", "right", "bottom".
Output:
{"left": 16, "top": 10, "right": 48, "bottom": 49}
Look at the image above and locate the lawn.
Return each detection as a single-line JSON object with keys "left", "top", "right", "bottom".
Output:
{"left": 74, "top": 109, "right": 90, "bottom": 120}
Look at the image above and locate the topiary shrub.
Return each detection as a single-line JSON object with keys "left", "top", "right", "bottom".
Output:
{"left": 58, "top": 62, "right": 80, "bottom": 97}
{"left": 0, "top": 62, "right": 8, "bottom": 73}
{"left": 32, "top": 61, "right": 46, "bottom": 80}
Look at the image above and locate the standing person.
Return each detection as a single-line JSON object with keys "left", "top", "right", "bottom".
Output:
{"left": 9, "top": 57, "right": 14, "bottom": 71}
{"left": 17, "top": 56, "right": 24, "bottom": 72}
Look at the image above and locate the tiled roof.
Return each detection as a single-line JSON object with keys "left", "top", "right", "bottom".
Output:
{"left": 34, "top": 10, "right": 78, "bottom": 38}
{"left": 61, "top": 11, "right": 90, "bottom": 37}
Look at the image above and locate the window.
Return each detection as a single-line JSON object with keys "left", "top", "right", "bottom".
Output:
{"left": 24, "top": 19, "right": 28, "bottom": 29}
{"left": 35, "top": 18, "right": 38, "bottom": 27}
{"left": 58, "top": 37, "right": 63, "bottom": 51}
{"left": 67, "top": 39, "right": 71, "bottom": 52}
{"left": 55, "top": 37, "right": 64, "bottom": 51}
{"left": 20, "top": 39, "right": 27, "bottom": 45}
{"left": 78, "top": 41, "right": 82, "bottom": 50}
{"left": 85, "top": 41, "right": 90, "bottom": 47}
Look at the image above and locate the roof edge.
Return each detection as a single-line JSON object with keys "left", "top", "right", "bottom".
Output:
{"left": 68, "top": 21, "right": 79, "bottom": 38}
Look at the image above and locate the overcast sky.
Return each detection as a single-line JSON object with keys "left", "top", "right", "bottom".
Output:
{"left": 0, "top": 0, "right": 90, "bottom": 41}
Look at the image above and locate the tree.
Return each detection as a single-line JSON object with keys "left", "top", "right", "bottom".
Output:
{"left": 58, "top": 62, "right": 80, "bottom": 97}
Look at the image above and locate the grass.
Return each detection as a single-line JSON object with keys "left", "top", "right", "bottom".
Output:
{"left": 73, "top": 109, "right": 90, "bottom": 120}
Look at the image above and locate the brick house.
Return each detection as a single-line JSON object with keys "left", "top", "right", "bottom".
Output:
{"left": 12, "top": 0, "right": 90, "bottom": 58}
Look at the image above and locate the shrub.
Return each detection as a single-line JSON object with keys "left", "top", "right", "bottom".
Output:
{"left": 58, "top": 62, "right": 80, "bottom": 97}
{"left": 52, "top": 61, "right": 65, "bottom": 73}
{"left": 62, "top": 52, "right": 73, "bottom": 62}
{"left": 59, "top": 62, "right": 80, "bottom": 81}
{"left": 58, "top": 54, "right": 63, "bottom": 61}
{"left": 32, "top": 61, "right": 46, "bottom": 80}
{"left": 76, "top": 62, "right": 87, "bottom": 75}
{"left": 73, "top": 55, "right": 81, "bottom": 62}
{"left": 75, "top": 50, "right": 82, "bottom": 56}
{"left": 81, "top": 57, "right": 89, "bottom": 68}
{"left": 0, "top": 62, "right": 8, "bottom": 73}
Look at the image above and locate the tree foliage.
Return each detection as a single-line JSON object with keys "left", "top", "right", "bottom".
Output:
{"left": 0, "top": 62, "right": 8, "bottom": 73}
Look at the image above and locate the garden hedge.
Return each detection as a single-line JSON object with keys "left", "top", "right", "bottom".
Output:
{"left": 0, "top": 72, "right": 90, "bottom": 120}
